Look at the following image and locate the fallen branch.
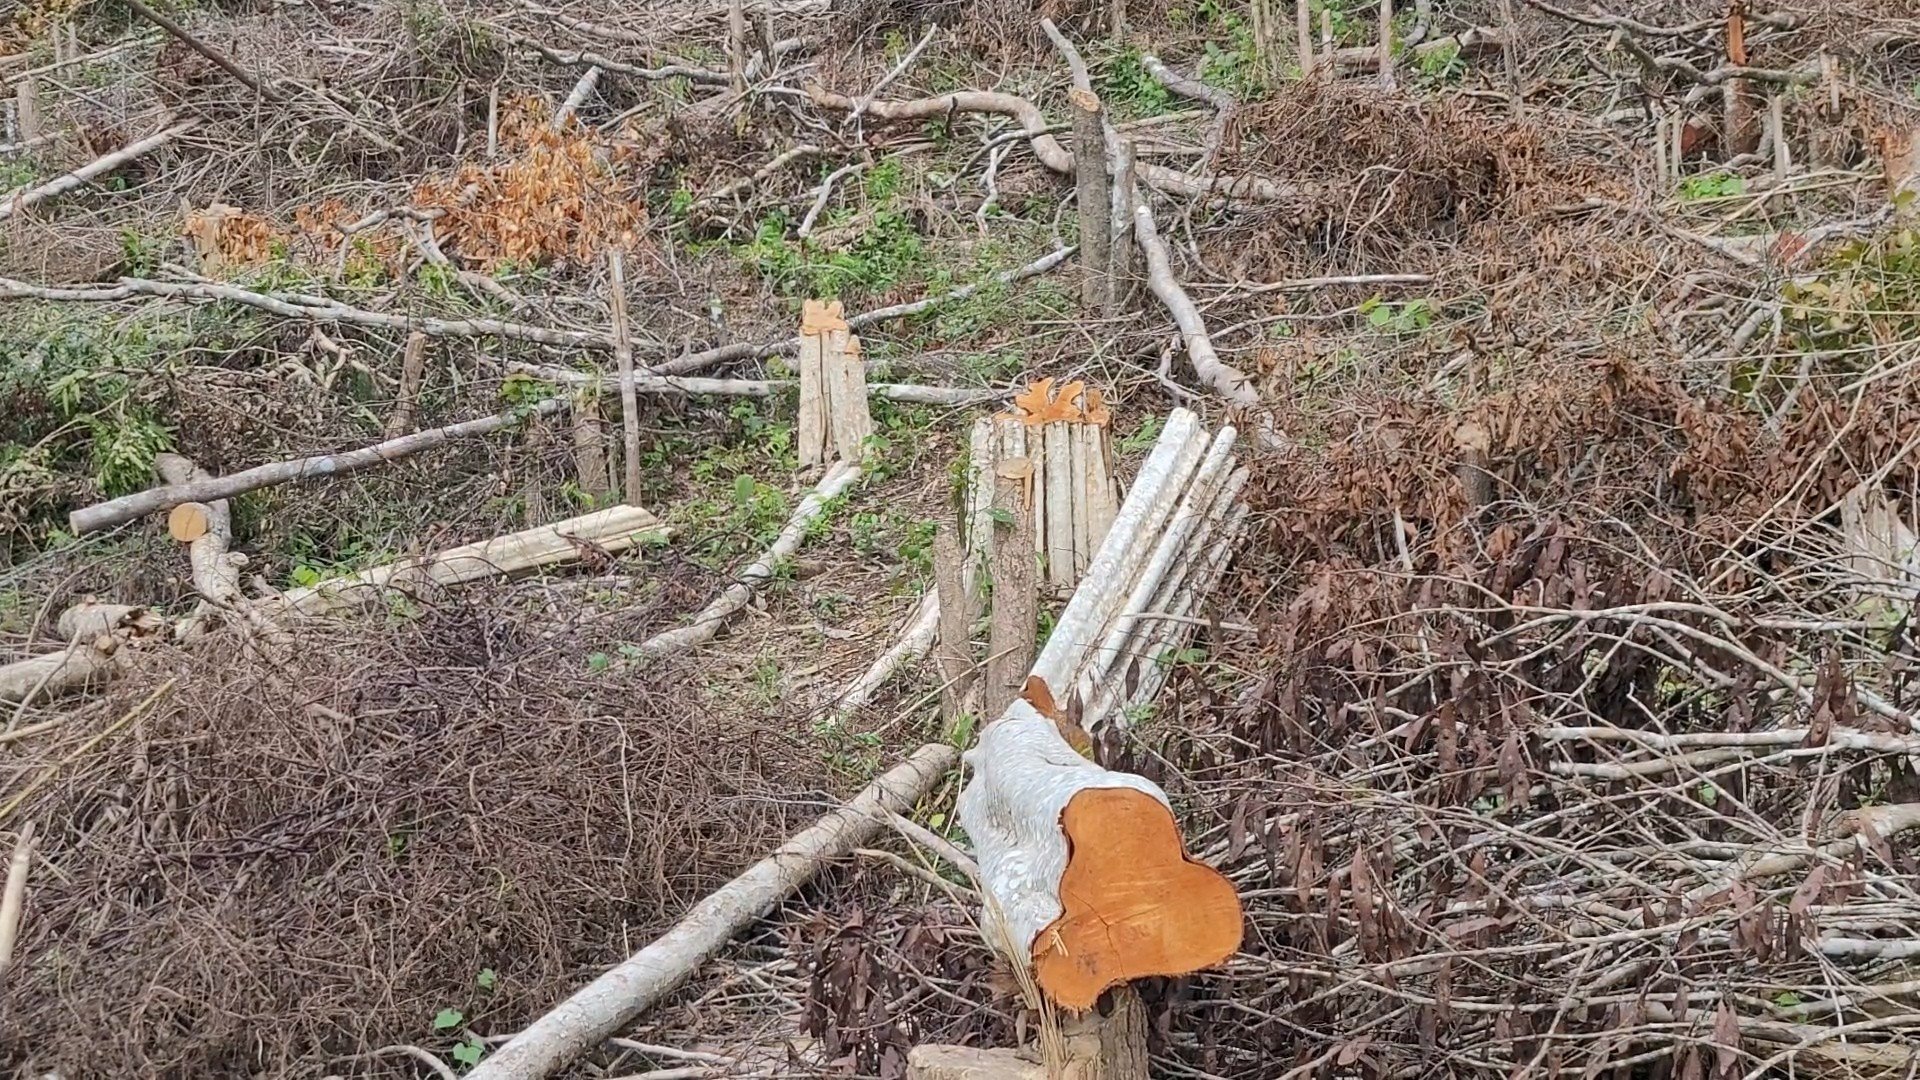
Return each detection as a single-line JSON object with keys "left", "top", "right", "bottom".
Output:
{"left": 0, "top": 275, "right": 639, "bottom": 352}
{"left": 805, "top": 87, "right": 1313, "bottom": 204}
{"left": 120, "top": 0, "right": 277, "bottom": 99}
{"left": 1684, "top": 803, "right": 1920, "bottom": 903}
{"left": 467, "top": 741, "right": 960, "bottom": 1080}
{"left": 0, "top": 119, "right": 199, "bottom": 222}
{"left": 636, "top": 462, "right": 861, "bottom": 656}
{"left": 70, "top": 398, "right": 566, "bottom": 534}
{"left": 503, "top": 361, "right": 1000, "bottom": 407}
{"left": 1132, "top": 196, "right": 1262, "bottom": 411}
{"left": 0, "top": 821, "right": 34, "bottom": 979}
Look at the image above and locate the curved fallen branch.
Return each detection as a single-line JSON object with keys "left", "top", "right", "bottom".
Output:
{"left": 467, "top": 741, "right": 960, "bottom": 1080}
{"left": 69, "top": 398, "right": 567, "bottom": 534}
{"left": 635, "top": 462, "right": 862, "bottom": 656}
{"left": 1131, "top": 196, "right": 1261, "bottom": 411}
{"left": 805, "top": 87, "right": 1312, "bottom": 204}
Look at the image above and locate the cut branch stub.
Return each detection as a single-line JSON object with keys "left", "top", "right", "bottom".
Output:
{"left": 797, "top": 299, "right": 873, "bottom": 467}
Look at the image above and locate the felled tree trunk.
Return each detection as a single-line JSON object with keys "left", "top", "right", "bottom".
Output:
{"left": 956, "top": 406, "right": 1248, "bottom": 1014}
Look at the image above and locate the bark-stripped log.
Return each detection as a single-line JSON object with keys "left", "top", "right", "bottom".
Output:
{"left": 467, "top": 742, "right": 961, "bottom": 1080}
{"left": 69, "top": 397, "right": 568, "bottom": 534}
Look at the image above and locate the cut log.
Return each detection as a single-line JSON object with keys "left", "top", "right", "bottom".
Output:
{"left": 1068, "top": 88, "right": 1112, "bottom": 311}
{"left": 261, "top": 504, "right": 667, "bottom": 619}
{"left": 70, "top": 396, "right": 568, "bottom": 534}
{"left": 466, "top": 742, "right": 960, "bottom": 1080}
{"left": 796, "top": 300, "right": 874, "bottom": 467}
{"left": 609, "top": 251, "right": 644, "bottom": 502}
{"left": 570, "top": 389, "right": 615, "bottom": 503}
{"left": 155, "top": 454, "right": 246, "bottom": 620}
{"left": 0, "top": 604, "right": 164, "bottom": 704}
{"left": 1036, "top": 789, "right": 1242, "bottom": 1007}
{"left": 386, "top": 331, "right": 429, "bottom": 438}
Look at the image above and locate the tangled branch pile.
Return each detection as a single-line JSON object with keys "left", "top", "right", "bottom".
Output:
{"left": 1, "top": 598, "right": 836, "bottom": 1075}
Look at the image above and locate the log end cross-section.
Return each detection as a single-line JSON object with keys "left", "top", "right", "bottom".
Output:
{"left": 958, "top": 692, "right": 1244, "bottom": 1012}
{"left": 1035, "top": 787, "right": 1244, "bottom": 1010}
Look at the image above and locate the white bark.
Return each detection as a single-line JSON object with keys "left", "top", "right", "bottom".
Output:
{"left": 70, "top": 398, "right": 568, "bottom": 534}
{"left": 468, "top": 742, "right": 960, "bottom": 1080}
{"left": 1083, "top": 429, "right": 1238, "bottom": 687}
{"left": 635, "top": 462, "right": 860, "bottom": 656}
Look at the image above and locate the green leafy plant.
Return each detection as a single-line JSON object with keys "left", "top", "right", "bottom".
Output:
{"left": 433, "top": 1007, "right": 465, "bottom": 1030}
{"left": 1679, "top": 172, "right": 1746, "bottom": 201}
{"left": 1100, "top": 49, "right": 1176, "bottom": 117}
{"left": 1413, "top": 40, "right": 1465, "bottom": 83}
{"left": 1359, "top": 296, "right": 1435, "bottom": 335}
{"left": 1120, "top": 415, "right": 1164, "bottom": 453}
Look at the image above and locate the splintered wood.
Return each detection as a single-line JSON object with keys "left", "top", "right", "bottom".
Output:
{"left": 966, "top": 378, "right": 1121, "bottom": 594}
{"left": 956, "top": 405, "right": 1248, "bottom": 1019}
{"left": 796, "top": 299, "right": 874, "bottom": 467}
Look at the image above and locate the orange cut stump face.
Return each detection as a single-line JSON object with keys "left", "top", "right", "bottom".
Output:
{"left": 1033, "top": 787, "right": 1244, "bottom": 1010}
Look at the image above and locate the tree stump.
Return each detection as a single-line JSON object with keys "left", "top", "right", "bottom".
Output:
{"left": 797, "top": 299, "right": 874, "bottom": 467}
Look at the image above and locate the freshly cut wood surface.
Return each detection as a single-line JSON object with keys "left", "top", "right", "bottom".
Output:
{"left": 1034, "top": 787, "right": 1244, "bottom": 1010}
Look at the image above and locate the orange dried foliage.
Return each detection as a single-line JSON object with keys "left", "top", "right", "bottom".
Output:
{"left": 1005, "top": 378, "right": 1110, "bottom": 427}
{"left": 411, "top": 97, "right": 652, "bottom": 272}
{"left": 181, "top": 203, "right": 282, "bottom": 273}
